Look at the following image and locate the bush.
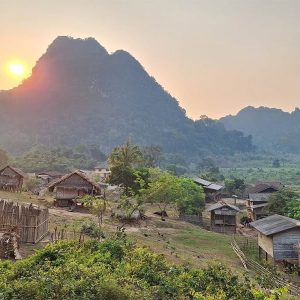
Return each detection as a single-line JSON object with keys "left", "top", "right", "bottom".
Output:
{"left": 0, "top": 239, "right": 287, "bottom": 299}
{"left": 81, "top": 222, "right": 105, "bottom": 239}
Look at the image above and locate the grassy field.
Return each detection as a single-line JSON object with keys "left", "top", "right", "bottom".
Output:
{"left": 0, "top": 190, "right": 242, "bottom": 271}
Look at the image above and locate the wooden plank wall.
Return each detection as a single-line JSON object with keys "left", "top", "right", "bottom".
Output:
{"left": 0, "top": 199, "right": 49, "bottom": 243}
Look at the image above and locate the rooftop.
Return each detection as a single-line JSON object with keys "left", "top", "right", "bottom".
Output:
{"left": 207, "top": 202, "right": 240, "bottom": 212}
{"left": 250, "top": 214, "right": 300, "bottom": 236}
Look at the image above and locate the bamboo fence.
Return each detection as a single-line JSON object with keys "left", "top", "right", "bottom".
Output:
{"left": 0, "top": 199, "right": 49, "bottom": 244}
{"left": 231, "top": 237, "right": 300, "bottom": 296}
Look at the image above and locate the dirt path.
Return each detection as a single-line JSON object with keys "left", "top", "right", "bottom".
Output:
{"left": 49, "top": 208, "right": 93, "bottom": 219}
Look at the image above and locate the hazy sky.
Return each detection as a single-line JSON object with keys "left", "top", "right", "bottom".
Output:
{"left": 1, "top": 0, "right": 300, "bottom": 119}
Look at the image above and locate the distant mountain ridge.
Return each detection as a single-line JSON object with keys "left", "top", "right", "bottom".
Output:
{"left": 0, "top": 36, "right": 253, "bottom": 157}
{"left": 220, "top": 106, "right": 300, "bottom": 153}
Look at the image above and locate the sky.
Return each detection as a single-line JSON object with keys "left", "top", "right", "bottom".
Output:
{"left": 1, "top": 0, "right": 300, "bottom": 119}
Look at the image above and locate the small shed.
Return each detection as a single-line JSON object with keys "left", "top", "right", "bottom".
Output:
{"left": 0, "top": 166, "right": 26, "bottom": 192}
{"left": 48, "top": 170, "right": 100, "bottom": 207}
{"left": 251, "top": 214, "right": 300, "bottom": 265}
{"left": 207, "top": 202, "right": 240, "bottom": 234}
{"left": 37, "top": 171, "right": 64, "bottom": 184}
{"left": 193, "top": 177, "right": 223, "bottom": 201}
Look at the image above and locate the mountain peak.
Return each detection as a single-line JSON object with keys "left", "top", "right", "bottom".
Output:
{"left": 45, "top": 36, "right": 109, "bottom": 58}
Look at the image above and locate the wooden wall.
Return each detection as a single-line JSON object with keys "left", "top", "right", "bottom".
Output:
{"left": 273, "top": 228, "right": 300, "bottom": 262}
{"left": 0, "top": 199, "right": 49, "bottom": 243}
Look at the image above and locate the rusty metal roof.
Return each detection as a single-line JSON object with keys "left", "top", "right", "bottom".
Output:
{"left": 250, "top": 214, "right": 300, "bottom": 236}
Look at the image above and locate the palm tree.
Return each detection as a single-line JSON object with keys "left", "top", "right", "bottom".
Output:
{"left": 109, "top": 139, "right": 143, "bottom": 168}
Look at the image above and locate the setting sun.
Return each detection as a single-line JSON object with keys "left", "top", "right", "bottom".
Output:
{"left": 9, "top": 63, "right": 25, "bottom": 76}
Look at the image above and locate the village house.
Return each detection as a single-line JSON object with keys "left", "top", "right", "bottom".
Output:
{"left": 247, "top": 181, "right": 284, "bottom": 220}
{"left": 251, "top": 214, "right": 300, "bottom": 266}
{"left": 48, "top": 170, "right": 100, "bottom": 207}
{"left": 193, "top": 177, "right": 223, "bottom": 201}
{"left": 94, "top": 162, "right": 111, "bottom": 182}
{"left": 207, "top": 202, "right": 240, "bottom": 234}
{"left": 0, "top": 166, "right": 26, "bottom": 192}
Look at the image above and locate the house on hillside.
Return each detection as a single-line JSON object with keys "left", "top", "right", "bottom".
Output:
{"left": 37, "top": 171, "right": 64, "bottom": 184}
{"left": 0, "top": 166, "right": 26, "bottom": 192}
{"left": 95, "top": 162, "right": 111, "bottom": 181}
{"left": 207, "top": 202, "right": 240, "bottom": 234}
{"left": 193, "top": 177, "right": 223, "bottom": 201}
{"left": 247, "top": 182, "right": 284, "bottom": 221}
{"left": 251, "top": 214, "right": 300, "bottom": 266}
{"left": 48, "top": 171, "right": 100, "bottom": 207}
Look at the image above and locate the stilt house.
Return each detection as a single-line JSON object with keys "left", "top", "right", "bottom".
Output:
{"left": 0, "top": 166, "right": 26, "bottom": 192}
{"left": 48, "top": 170, "right": 100, "bottom": 207}
{"left": 207, "top": 202, "right": 240, "bottom": 234}
{"left": 251, "top": 214, "right": 300, "bottom": 265}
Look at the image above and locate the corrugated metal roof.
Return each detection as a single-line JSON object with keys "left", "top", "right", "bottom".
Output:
{"left": 206, "top": 183, "right": 223, "bottom": 191}
{"left": 250, "top": 214, "right": 300, "bottom": 236}
{"left": 249, "top": 193, "right": 270, "bottom": 202}
{"left": 207, "top": 202, "right": 240, "bottom": 212}
{"left": 193, "top": 177, "right": 211, "bottom": 186}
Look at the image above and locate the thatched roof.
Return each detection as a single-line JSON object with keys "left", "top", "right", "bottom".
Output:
{"left": 37, "top": 171, "right": 65, "bottom": 177}
{"left": 248, "top": 182, "right": 284, "bottom": 194}
{"left": 0, "top": 166, "right": 27, "bottom": 178}
{"left": 48, "top": 170, "right": 100, "bottom": 192}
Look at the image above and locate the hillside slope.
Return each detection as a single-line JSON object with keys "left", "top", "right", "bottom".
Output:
{"left": 220, "top": 106, "right": 300, "bottom": 153}
{"left": 0, "top": 36, "right": 253, "bottom": 157}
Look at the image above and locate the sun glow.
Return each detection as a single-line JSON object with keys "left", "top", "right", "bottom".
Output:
{"left": 8, "top": 63, "right": 25, "bottom": 76}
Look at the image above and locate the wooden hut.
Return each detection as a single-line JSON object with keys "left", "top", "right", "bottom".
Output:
{"left": 0, "top": 166, "right": 26, "bottom": 192}
{"left": 247, "top": 182, "right": 284, "bottom": 221}
{"left": 207, "top": 202, "right": 240, "bottom": 234}
{"left": 251, "top": 214, "right": 300, "bottom": 265}
{"left": 48, "top": 170, "right": 100, "bottom": 207}
{"left": 193, "top": 177, "right": 223, "bottom": 201}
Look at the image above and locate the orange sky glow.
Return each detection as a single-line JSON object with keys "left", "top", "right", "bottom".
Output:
{"left": 1, "top": 0, "right": 300, "bottom": 119}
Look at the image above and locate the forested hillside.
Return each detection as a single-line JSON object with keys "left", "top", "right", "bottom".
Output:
{"left": 221, "top": 106, "right": 300, "bottom": 153}
{"left": 0, "top": 36, "right": 253, "bottom": 158}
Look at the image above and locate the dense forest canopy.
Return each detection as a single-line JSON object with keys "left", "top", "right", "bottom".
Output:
{"left": 220, "top": 106, "right": 300, "bottom": 153}
{"left": 0, "top": 36, "right": 253, "bottom": 159}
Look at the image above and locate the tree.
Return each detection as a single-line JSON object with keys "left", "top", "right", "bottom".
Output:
{"left": 224, "top": 179, "right": 236, "bottom": 195}
{"left": 176, "top": 178, "right": 205, "bottom": 215}
{"left": 80, "top": 195, "right": 107, "bottom": 227}
{"left": 89, "top": 144, "right": 106, "bottom": 161}
{"left": 143, "top": 172, "right": 183, "bottom": 219}
{"left": 109, "top": 140, "right": 143, "bottom": 169}
{"left": 224, "top": 178, "right": 246, "bottom": 196}
{"left": 272, "top": 159, "right": 281, "bottom": 168}
{"left": 267, "top": 188, "right": 299, "bottom": 215}
{"left": 142, "top": 145, "right": 162, "bottom": 168}
{"left": 0, "top": 149, "right": 9, "bottom": 168}
{"left": 286, "top": 200, "right": 300, "bottom": 220}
